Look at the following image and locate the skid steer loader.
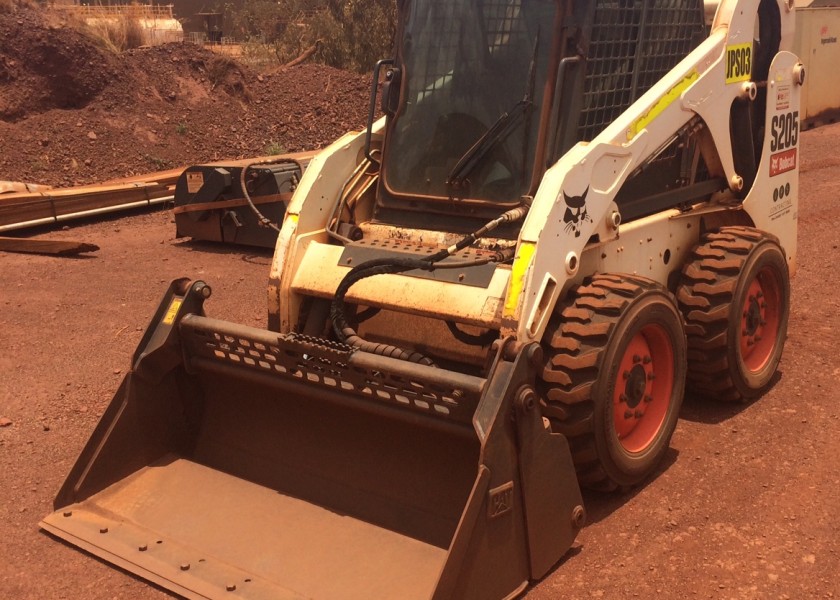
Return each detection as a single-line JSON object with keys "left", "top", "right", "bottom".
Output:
{"left": 42, "top": 0, "right": 801, "bottom": 598}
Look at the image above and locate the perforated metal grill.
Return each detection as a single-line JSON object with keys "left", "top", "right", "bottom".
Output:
{"left": 578, "top": 0, "right": 705, "bottom": 141}
{"left": 179, "top": 316, "right": 482, "bottom": 425}
{"left": 411, "top": 0, "right": 528, "bottom": 101}
{"left": 483, "top": 0, "right": 526, "bottom": 54}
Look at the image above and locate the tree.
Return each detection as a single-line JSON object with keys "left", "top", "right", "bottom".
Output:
{"left": 221, "top": 0, "right": 396, "bottom": 73}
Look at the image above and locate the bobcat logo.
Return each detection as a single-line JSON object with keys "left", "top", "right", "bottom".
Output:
{"left": 563, "top": 186, "right": 591, "bottom": 237}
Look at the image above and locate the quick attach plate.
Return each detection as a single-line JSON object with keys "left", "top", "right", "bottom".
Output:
{"left": 339, "top": 239, "right": 497, "bottom": 288}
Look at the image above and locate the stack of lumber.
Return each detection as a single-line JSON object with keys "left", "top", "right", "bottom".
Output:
{"left": 0, "top": 151, "right": 317, "bottom": 233}
{"left": 0, "top": 168, "right": 181, "bottom": 232}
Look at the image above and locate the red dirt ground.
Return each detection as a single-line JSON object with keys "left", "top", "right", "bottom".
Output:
{"left": 1, "top": 4, "right": 840, "bottom": 600}
{"left": 0, "top": 122, "right": 838, "bottom": 599}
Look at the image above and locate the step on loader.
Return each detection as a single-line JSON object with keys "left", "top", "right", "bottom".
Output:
{"left": 42, "top": 0, "right": 802, "bottom": 598}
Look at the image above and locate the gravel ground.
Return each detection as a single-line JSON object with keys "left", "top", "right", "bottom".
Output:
{"left": 1, "top": 53, "right": 839, "bottom": 600}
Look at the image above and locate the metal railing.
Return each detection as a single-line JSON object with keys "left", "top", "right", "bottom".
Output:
{"left": 55, "top": 3, "right": 176, "bottom": 19}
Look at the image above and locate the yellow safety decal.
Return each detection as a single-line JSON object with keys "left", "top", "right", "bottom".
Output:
{"left": 627, "top": 70, "right": 698, "bottom": 141}
{"left": 286, "top": 213, "right": 299, "bottom": 223}
{"left": 503, "top": 241, "right": 536, "bottom": 319}
{"left": 725, "top": 43, "right": 752, "bottom": 84}
{"left": 162, "top": 297, "right": 183, "bottom": 325}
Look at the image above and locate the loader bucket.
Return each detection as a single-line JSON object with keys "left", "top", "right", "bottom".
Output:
{"left": 41, "top": 279, "right": 584, "bottom": 600}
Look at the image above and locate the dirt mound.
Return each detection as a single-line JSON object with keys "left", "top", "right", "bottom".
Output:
{"left": 0, "top": 8, "right": 116, "bottom": 121}
{"left": 0, "top": 5, "right": 372, "bottom": 187}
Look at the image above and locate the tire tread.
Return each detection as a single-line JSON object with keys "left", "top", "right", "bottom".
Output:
{"left": 676, "top": 226, "right": 784, "bottom": 401}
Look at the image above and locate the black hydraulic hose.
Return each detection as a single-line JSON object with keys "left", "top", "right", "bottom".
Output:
{"left": 330, "top": 253, "right": 447, "bottom": 366}
{"left": 240, "top": 160, "right": 289, "bottom": 233}
{"left": 445, "top": 321, "right": 499, "bottom": 347}
{"left": 329, "top": 204, "right": 529, "bottom": 364}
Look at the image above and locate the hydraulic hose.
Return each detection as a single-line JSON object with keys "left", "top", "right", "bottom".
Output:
{"left": 239, "top": 159, "right": 298, "bottom": 233}
{"left": 329, "top": 203, "right": 529, "bottom": 364}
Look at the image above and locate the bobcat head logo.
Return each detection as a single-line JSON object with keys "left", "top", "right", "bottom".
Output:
{"left": 563, "top": 186, "right": 591, "bottom": 237}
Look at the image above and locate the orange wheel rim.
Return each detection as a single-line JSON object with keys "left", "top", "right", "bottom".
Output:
{"left": 612, "top": 324, "right": 675, "bottom": 454}
{"left": 739, "top": 266, "right": 782, "bottom": 373}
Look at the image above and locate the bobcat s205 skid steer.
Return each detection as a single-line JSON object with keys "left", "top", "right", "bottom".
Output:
{"left": 42, "top": 0, "right": 802, "bottom": 598}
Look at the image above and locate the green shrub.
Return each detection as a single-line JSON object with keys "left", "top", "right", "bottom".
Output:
{"left": 219, "top": 0, "right": 396, "bottom": 73}
{"left": 263, "top": 140, "right": 286, "bottom": 156}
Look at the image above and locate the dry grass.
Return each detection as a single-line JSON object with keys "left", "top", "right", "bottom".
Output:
{"left": 83, "top": 16, "right": 145, "bottom": 53}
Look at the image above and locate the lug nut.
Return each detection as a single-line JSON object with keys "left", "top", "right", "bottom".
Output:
{"left": 99, "top": 527, "right": 108, "bottom": 534}
{"left": 226, "top": 583, "right": 237, "bottom": 592}
{"left": 180, "top": 563, "right": 190, "bottom": 571}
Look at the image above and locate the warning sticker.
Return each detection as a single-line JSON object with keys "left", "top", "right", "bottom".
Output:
{"left": 163, "top": 298, "right": 183, "bottom": 325}
{"left": 725, "top": 43, "right": 752, "bottom": 84}
{"left": 186, "top": 171, "right": 204, "bottom": 194}
{"left": 776, "top": 85, "right": 791, "bottom": 111}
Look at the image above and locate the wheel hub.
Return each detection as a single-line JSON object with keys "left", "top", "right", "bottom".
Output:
{"left": 739, "top": 269, "right": 782, "bottom": 373}
{"left": 613, "top": 326, "right": 674, "bottom": 454}
{"left": 744, "top": 294, "right": 763, "bottom": 336}
{"left": 624, "top": 364, "right": 647, "bottom": 409}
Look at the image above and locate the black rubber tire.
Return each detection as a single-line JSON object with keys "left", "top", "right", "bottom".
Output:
{"left": 539, "top": 274, "right": 687, "bottom": 491}
{"left": 676, "top": 226, "right": 790, "bottom": 401}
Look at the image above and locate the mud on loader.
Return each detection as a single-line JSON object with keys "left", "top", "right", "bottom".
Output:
{"left": 42, "top": 0, "right": 802, "bottom": 598}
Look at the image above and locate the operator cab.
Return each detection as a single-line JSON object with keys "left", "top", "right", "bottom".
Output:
{"left": 380, "top": 0, "right": 559, "bottom": 207}
{"left": 370, "top": 0, "right": 711, "bottom": 230}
